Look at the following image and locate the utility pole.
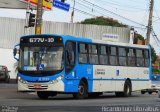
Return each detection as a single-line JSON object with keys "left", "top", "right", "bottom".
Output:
{"left": 70, "top": 0, "right": 75, "bottom": 23}
{"left": 35, "top": 0, "right": 43, "bottom": 34}
{"left": 146, "top": 0, "right": 154, "bottom": 45}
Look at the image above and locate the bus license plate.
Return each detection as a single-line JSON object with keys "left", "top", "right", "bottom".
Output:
{"left": 33, "top": 84, "right": 41, "bottom": 89}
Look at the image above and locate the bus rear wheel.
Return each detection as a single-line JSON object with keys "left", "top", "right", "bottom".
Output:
{"left": 73, "top": 81, "right": 88, "bottom": 99}
{"left": 141, "top": 91, "right": 145, "bottom": 94}
{"left": 123, "top": 80, "right": 132, "bottom": 97}
{"left": 148, "top": 92, "right": 152, "bottom": 94}
{"left": 115, "top": 81, "right": 132, "bottom": 97}
{"left": 115, "top": 92, "right": 124, "bottom": 97}
{"left": 88, "top": 92, "right": 102, "bottom": 98}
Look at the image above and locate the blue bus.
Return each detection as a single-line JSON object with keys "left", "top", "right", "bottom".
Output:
{"left": 13, "top": 34, "right": 152, "bottom": 99}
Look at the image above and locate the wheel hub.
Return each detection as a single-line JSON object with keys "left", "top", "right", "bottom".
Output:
{"left": 79, "top": 86, "right": 85, "bottom": 95}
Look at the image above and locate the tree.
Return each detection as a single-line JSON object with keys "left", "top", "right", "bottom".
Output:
{"left": 151, "top": 46, "right": 157, "bottom": 63}
{"left": 80, "top": 16, "right": 128, "bottom": 27}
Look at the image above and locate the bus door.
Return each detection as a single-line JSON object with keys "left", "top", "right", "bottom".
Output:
{"left": 65, "top": 41, "right": 76, "bottom": 76}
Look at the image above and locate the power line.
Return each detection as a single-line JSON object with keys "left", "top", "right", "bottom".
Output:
{"left": 71, "top": 0, "right": 160, "bottom": 51}
{"left": 152, "top": 30, "right": 160, "bottom": 44}
{"left": 70, "top": 6, "right": 96, "bottom": 17}
{"left": 151, "top": 31, "right": 160, "bottom": 47}
{"left": 96, "top": 0, "right": 148, "bottom": 11}
{"left": 69, "top": 0, "right": 147, "bottom": 29}
{"left": 78, "top": 0, "right": 147, "bottom": 27}
{"left": 125, "top": 0, "right": 148, "bottom": 4}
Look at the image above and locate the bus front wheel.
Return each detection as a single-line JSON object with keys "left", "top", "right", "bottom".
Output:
{"left": 37, "top": 91, "right": 49, "bottom": 99}
{"left": 73, "top": 81, "right": 88, "bottom": 99}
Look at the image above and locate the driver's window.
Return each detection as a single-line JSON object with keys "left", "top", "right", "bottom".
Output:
{"left": 65, "top": 41, "right": 76, "bottom": 73}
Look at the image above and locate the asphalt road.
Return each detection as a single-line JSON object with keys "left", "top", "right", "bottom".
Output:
{"left": 0, "top": 84, "right": 160, "bottom": 112}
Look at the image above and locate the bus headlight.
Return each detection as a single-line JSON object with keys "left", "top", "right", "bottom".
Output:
{"left": 57, "top": 75, "right": 63, "bottom": 80}
{"left": 18, "top": 76, "right": 21, "bottom": 80}
{"left": 18, "top": 76, "right": 28, "bottom": 84}
{"left": 50, "top": 75, "right": 63, "bottom": 84}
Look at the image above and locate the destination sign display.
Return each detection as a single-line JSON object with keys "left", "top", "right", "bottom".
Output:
{"left": 29, "top": 38, "right": 54, "bottom": 43}
{"left": 20, "top": 36, "right": 63, "bottom": 44}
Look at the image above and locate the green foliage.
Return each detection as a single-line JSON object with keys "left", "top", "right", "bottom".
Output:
{"left": 135, "top": 33, "right": 145, "bottom": 41}
{"left": 133, "top": 33, "right": 145, "bottom": 44}
{"left": 151, "top": 46, "right": 157, "bottom": 63}
{"left": 152, "top": 68, "right": 160, "bottom": 74}
{"left": 80, "top": 16, "right": 128, "bottom": 27}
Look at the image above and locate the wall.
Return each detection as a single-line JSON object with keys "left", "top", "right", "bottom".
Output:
{"left": 0, "top": 17, "right": 130, "bottom": 79}
{"left": 0, "top": 17, "right": 130, "bottom": 49}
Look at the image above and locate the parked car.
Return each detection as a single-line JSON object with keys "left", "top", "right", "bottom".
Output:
{"left": 0, "top": 65, "right": 10, "bottom": 83}
{"left": 141, "top": 75, "right": 160, "bottom": 94}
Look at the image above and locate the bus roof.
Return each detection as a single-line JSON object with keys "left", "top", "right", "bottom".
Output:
{"left": 20, "top": 34, "right": 149, "bottom": 49}
{"left": 62, "top": 35, "right": 149, "bottom": 49}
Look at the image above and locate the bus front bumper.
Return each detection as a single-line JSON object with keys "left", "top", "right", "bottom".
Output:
{"left": 18, "top": 79, "right": 64, "bottom": 92}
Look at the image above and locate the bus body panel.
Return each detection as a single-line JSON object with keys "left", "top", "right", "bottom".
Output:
{"left": 92, "top": 65, "right": 150, "bottom": 92}
{"left": 64, "top": 64, "right": 93, "bottom": 92}
{"left": 16, "top": 34, "right": 152, "bottom": 95}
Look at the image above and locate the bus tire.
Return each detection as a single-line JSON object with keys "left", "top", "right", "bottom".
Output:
{"left": 6, "top": 79, "right": 10, "bottom": 83}
{"left": 123, "top": 80, "right": 132, "bottom": 97}
{"left": 37, "top": 91, "right": 49, "bottom": 99}
{"left": 148, "top": 92, "right": 152, "bottom": 94}
{"left": 88, "top": 92, "right": 102, "bottom": 98}
{"left": 73, "top": 81, "right": 88, "bottom": 99}
{"left": 115, "top": 92, "right": 124, "bottom": 97}
{"left": 141, "top": 91, "right": 145, "bottom": 94}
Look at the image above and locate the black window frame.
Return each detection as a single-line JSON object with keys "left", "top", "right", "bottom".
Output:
{"left": 77, "top": 42, "right": 150, "bottom": 68}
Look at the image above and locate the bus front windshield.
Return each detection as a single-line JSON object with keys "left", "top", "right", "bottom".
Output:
{"left": 19, "top": 46, "right": 64, "bottom": 72}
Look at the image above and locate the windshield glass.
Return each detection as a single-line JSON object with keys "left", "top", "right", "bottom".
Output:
{"left": 19, "top": 46, "right": 64, "bottom": 72}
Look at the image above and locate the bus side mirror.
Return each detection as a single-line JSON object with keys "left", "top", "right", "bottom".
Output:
{"left": 13, "top": 48, "right": 17, "bottom": 57}
{"left": 13, "top": 44, "right": 20, "bottom": 61}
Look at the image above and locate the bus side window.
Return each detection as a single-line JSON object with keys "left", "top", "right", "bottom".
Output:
{"left": 65, "top": 41, "right": 76, "bottom": 73}
{"left": 78, "top": 43, "right": 88, "bottom": 64}
{"left": 118, "top": 47, "right": 127, "bottom": 66}
{"left": 128, "top": 49, "right": 136, "bottom": 66}
{"left": 109, "top": 46, "right": 117, "bottom": 65}
{"left": 136, "top": 49, "right": 144, "bottom": 67}
{"left": 144, "top": 50, "right": 150, "bottom": 67}
{"left": 99, "top": 45, "right": 108, "bottom": 65}
{"left": 88, "top": 44, "right": 99, "bottom": 64}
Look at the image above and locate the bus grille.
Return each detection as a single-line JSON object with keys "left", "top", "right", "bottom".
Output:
{"left": 28, "top": 84, "right": 48, "bottom": 89}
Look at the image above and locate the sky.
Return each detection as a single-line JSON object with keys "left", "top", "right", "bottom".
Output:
{"left": 0, "top": 0, "right": 160, "bottom": 53}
